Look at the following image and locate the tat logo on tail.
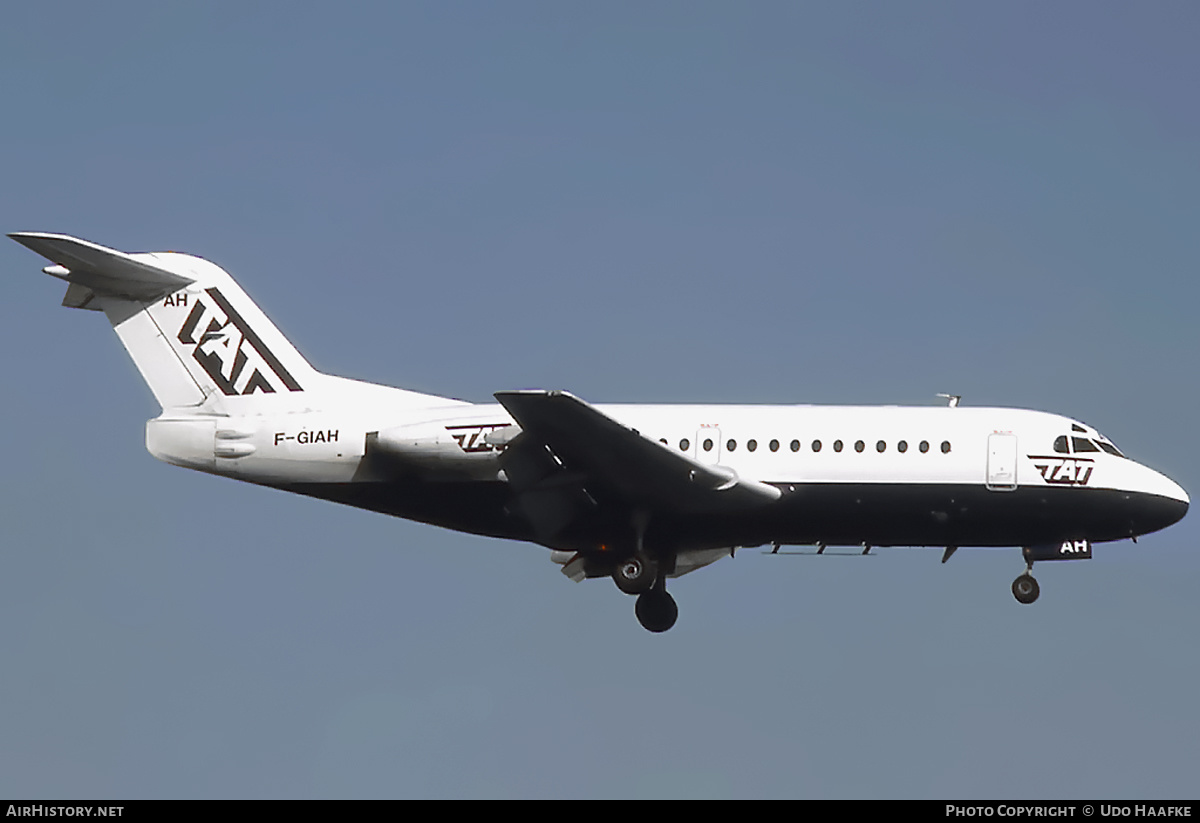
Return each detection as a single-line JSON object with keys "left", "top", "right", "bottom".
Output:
{"left": 171, "top": 287, "right": 303, "bottom": 395}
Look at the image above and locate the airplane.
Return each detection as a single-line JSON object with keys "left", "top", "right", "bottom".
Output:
{"left": 10, "top": 232, "right": 1190, "bottom": 632}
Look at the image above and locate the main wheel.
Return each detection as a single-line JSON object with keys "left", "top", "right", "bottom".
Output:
{"left": 635, "top": 590, "right": 678, "bottom": 633}
{"left": 612, "top": 555, "right": 657, "bottom": 595}
{"left": 1012, "top": 573, "right": 1040, "bottom": 605}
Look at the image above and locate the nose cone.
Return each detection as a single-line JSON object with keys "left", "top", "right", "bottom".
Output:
{"left": 1162, "top": 475, "right": 1189, "bottom": 507}
{"left": 1136, "top": 465, "right": 1189, "bottom": 535}
{"left": 1147, "top": 465, "right": 1189, "bottom": 505}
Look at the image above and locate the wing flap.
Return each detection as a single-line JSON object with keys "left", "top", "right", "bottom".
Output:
{"left": 10, "top": 232, "right": 194, "bottom": 302}
{"left": 494, "top": 390, "right": 781, "bottom": 513}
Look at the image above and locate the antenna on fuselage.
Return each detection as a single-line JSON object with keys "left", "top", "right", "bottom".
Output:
{"left": 936, "top": 393, "right": 961, "bottom": 408}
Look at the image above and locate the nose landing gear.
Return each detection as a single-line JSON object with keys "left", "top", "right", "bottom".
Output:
{"left": 1011, "top": 541, "right": 1092, "bottom": 605}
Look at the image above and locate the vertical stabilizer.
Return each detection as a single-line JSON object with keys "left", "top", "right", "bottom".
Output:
{"left": 10, "top": 233, "right": 456, "bottom": 415}
{"left": 127, "top": 250, "right": 321, "bottom": 413}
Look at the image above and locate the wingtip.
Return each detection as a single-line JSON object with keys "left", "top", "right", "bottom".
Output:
{"left": 8, "top": 231, "right": 81, "bottom": 249}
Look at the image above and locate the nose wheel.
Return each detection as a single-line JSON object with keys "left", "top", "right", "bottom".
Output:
{"left": 1012, "top": 570, "right": 1040, "bottom": 604}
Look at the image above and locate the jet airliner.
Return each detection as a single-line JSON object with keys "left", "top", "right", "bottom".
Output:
{"left": 11, "top": 232, "right": 1189, "bottom": 631}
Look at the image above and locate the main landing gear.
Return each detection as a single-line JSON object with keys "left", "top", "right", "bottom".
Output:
{"left": 611, "top": 551, "right": 678, "bottom": 632}
{"left": 610, "top": 511, "right": 679, "bottom": 632}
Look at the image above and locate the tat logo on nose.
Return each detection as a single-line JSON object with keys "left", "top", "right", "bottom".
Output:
{"left": 1028, "top": 454, "right": 1094, "bottom": 487}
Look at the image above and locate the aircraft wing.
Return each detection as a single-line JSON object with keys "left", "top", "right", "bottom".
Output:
{"left": 494, "top": 390, "right": 782, "bottom": 517}
{"left": 9, "top": 232, "right": 194, "bottom": 306}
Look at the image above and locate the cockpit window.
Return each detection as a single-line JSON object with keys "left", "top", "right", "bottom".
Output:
{"left": 1058, "top": 428, "right": 1125, "bottom": 457}
{"left": 1072, "top": 424, "right": 1087, "bottom": 433}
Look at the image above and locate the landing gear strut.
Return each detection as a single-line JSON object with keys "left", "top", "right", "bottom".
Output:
{"left": 612, "top": 510, "right": 659, "bottom": 596}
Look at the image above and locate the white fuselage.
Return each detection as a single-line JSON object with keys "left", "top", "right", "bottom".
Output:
{"left": 147, "top": 398, "right": 1183, "bottom": 502}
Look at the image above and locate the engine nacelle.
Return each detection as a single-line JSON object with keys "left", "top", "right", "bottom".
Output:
{"left": 146, "top": 417, "right": 216, "bottom": 470}
{"left": 368, "top": 421, "right": 502, "bottom": 480}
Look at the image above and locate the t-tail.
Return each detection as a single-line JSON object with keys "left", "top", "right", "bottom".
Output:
{"left": 9, "top": 232, "right": 455, "bottom": 415}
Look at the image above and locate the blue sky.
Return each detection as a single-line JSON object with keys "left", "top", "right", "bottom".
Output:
{"left": 2, "top": 2, "right": 1198, "bottom": 798}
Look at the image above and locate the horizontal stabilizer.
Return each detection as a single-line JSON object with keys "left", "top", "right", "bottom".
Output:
{"left": 9, "top": 232, "right": 194, "bottom": 302}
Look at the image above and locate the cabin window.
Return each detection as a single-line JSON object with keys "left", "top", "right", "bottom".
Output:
{"left": 769, "top": 439, "right": 780, "bottom": 452}
{"left": 812, "top": 440, "right": 822, "bottom": 452}
{"left": 919, "top": 441, "right": 930, "bottom": 453}
{"left": 747, "top": 439, "right": 758, "bottom": 452}
{"left": 791, "top": 440, "right": 801, "bottom": 452}
{"left": 1053, "top": 435, "right": 1069, "bottom": 454}
{"left": 659, "top": 438, "right": 667, "bottom": 445}
{"left": 703, "top": 438, "right": 714, "bottom": 452}
{"left": 876, "top": 440, "right": 886, "bottom": 453}
{"left": 727, "top": 439, "right": 737, "bottom": 452}
{"left": 833, "top": 440, "right": 844, "bottom": 452}
{"left": 854, "top": 440, "right": 865, "bottom": 453}
{"left": 680, "top": 438, "right": 690, "bottom": 451}
{"left": 941, "top": 441, "right": 952, "bottom": 454}
{"left": 897, "top": 440, "right": 908, "bottom": 453}
{"left": 1072, "top": 437, "right": 1100, "bottom": 453}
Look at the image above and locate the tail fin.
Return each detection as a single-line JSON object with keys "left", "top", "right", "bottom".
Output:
{"left": 10, "top": 232, "right": 450, "bottom": 414}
